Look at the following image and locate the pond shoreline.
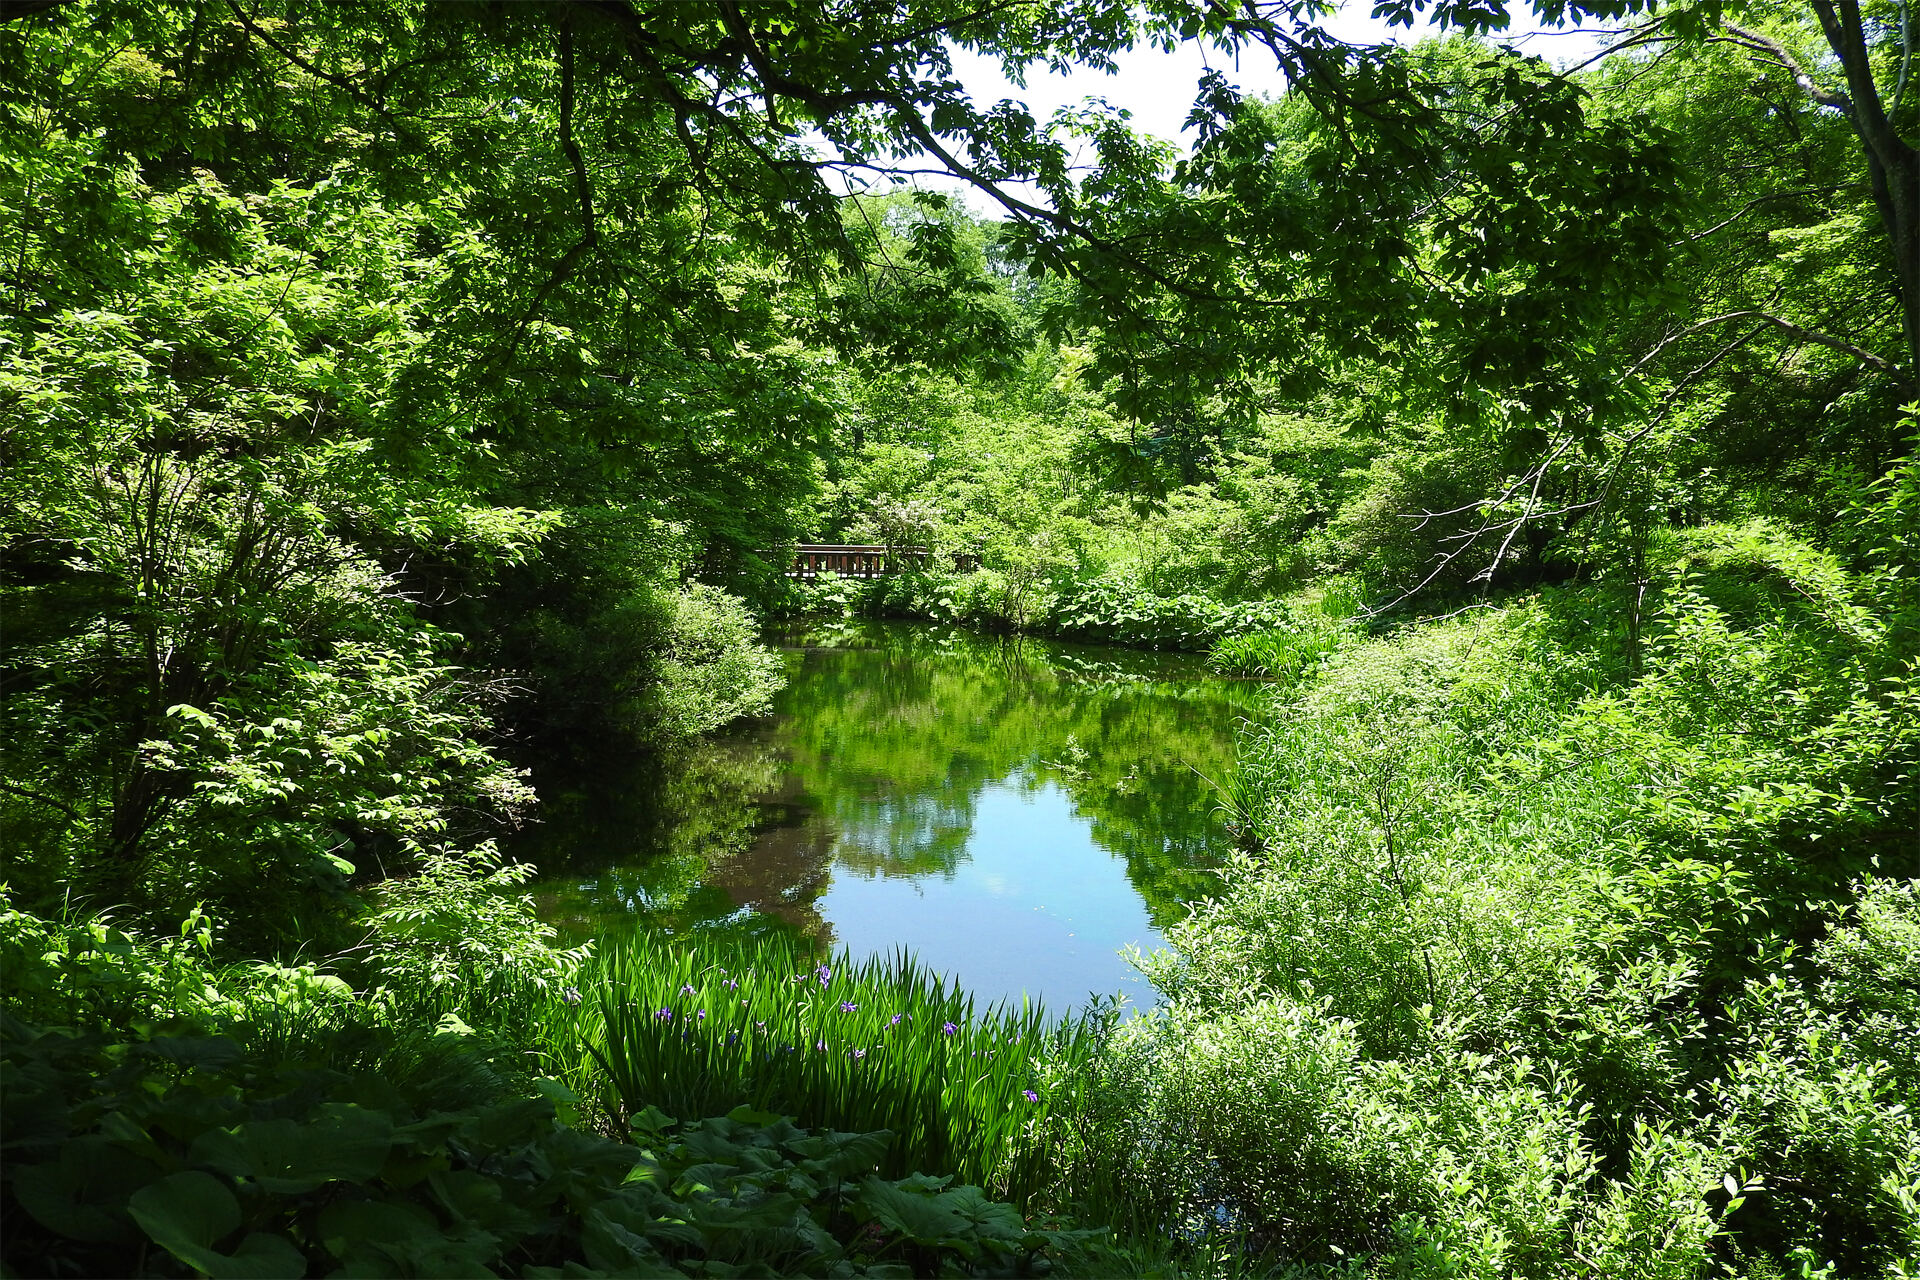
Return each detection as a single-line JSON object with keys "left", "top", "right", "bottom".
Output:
{"left": 518, "top": 619, "right": 1258, "bottom": 1012}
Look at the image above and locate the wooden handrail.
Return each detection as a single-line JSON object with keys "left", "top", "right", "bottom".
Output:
{"left": 765, "top": 544, "right": 978, "bottom": 578}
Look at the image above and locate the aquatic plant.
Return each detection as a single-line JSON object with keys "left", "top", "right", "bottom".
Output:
{"left": 569, "top": 932, "right": 1101, "bottom": 1206}
{"left": 1206, "top": 624, "right": 1344, "bottom": 686}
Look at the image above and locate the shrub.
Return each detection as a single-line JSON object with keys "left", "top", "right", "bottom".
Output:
{"left": 358, "top": 842, "right": 591, "bottom": 1031}
{"left": 1707, "top": 878, "right": 1920, "bottom": 1274}
{"left": 650, "top": 582, "right": 785, "bottom": 740}
{"left": 1064, "top": 997, "right": 1726, "bottom": 1276}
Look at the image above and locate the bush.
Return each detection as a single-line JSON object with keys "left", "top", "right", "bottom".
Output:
{"left": 1708, "top": 878, "right": 1920, "bottom": 1275}
{"left": 1064, "top": 997, "right": 1725, "bottom": 1276}
{"left": 358, "top": 842, "right": 591, "bottom": 1031}
{"left": 650, "top": 582, "right": 785, "bottom": 740}
{"left": 0, "top": 894, "right": 352, "bottom": 1033}
{"left": 1090, "top": 533, "right": 1920, "bottom": 1275}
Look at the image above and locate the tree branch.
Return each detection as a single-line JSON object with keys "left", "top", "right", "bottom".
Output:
{"left": 0, "top": 780, "right": 84, "bottom": 823}
{"left": 495, "top": 18, "right": 602, "bottom": 366}
{"left": 1719, "top": 22, "right": 1853, "bottom": 111}
{"left": 1632, "top": 308, "right": 1908, "bottom": 381}
{"left": 222, "top": 0, "right": 410, "bottom": 136}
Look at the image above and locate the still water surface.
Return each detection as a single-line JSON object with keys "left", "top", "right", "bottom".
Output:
{"left": 522, "top": 621, "right": 1258, "bottom": 1012}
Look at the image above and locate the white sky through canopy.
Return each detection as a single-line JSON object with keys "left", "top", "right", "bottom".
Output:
{"left": 835, "top": 6, "right": 1624, "bottom": 214}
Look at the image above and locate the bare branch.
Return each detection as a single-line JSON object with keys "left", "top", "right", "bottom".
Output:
{"left": 0, "top": 780, "right": 84, "bottom": 822}
{"left": 1718, "top": 22, "right": 1853, "bottom": 110}
{"left": 1686, "top": 187, "right": 1857, "bottom": 242}
{"left": 1631, "top": 308, "right": 1909, "bottom": 381}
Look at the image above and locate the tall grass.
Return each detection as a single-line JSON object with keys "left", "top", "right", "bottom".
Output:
{"left": 562, "top": 932, "right": 1102, "bottom": 1207}
{"left": 1207, "top": 623, "right": 1342, "bottom": 685}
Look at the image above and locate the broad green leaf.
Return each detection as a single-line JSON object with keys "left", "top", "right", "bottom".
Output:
{"left": 12, "top": 1138, "right": 154, "bottom": 1244}
{"left": 126, "top": 1170, "right": 241, "bottom": 1268}
{"left": 189, "top": 1103, "right": 393, "bottom": 1193}
{"left": 856, "top": 1176, "right": 966, "bottom": 1246}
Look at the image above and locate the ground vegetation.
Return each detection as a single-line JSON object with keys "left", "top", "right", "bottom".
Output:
{"left": 2, "top": 0, "right": 1916, "bottom": 1275}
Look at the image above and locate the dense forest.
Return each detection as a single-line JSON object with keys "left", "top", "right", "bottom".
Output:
{"left": 1, "top": 0, "right": 1916, "bottom": 1275}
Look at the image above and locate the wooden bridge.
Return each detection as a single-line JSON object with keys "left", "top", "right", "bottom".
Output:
{"left": 781, "top": 544, "right": 980, "bottom": 578}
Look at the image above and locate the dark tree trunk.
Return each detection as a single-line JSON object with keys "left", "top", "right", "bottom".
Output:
{"left": 1813, "top": 0, "right": 1920, "bottom": 375}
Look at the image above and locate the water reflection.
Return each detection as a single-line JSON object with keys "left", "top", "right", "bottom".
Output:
{"left": 521, "top": 621, "right": 1259, "bottom": 1010}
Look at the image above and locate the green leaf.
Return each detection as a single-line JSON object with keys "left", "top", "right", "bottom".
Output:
{"left": 12, "top": 1139, "right": 153, "bottom": 1244}
{"left": 188, "top": 1103, "right": 393, "bottom": 1193}
{"left": 318, "top": 1197, "right": 438, "bottom": 1255}
{"left": 126, "top": 1170, "right": 240, "bottom": 1269}
{"left": 326, "top": 1211, "right": 502, "bottom": 1277}
{"left": 856, "top": 1176, "right": 966, "bottom": 1245}
{"left": 582, "top": 1199, "right": 676, "bottom": 1273}
{"left": 215, "top": 1233, "right": 307, "bottom": 1279}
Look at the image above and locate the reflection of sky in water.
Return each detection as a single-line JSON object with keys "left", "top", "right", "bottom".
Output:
{"left": 819, "top": 771, "right": 1160, "bottom": 1012}
{"left": 523, "top": 623, "right": 1253, "bottom": 1016}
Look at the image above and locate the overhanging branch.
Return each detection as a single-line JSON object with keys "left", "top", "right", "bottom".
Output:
{"left": 496, "top": 18, "right": 602, "bottom": 365}
{"left": 1632, "top": 308, "right": 1909, "bottom": 382}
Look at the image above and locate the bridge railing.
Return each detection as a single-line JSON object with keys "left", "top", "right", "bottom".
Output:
{"left": 778, "top": 545, "right": 980, "bottom": 578}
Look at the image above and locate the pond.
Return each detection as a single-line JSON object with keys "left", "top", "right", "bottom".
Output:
{"left": 520, "top": 620, "right": 1261, "bottom": 1013}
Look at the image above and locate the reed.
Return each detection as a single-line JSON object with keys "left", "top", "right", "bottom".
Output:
{"left": 1206, "top": 624, "right": 1339, "bottom": 685}
{"left": 565, "top": 932, "right": 1099, "bottom": 1206}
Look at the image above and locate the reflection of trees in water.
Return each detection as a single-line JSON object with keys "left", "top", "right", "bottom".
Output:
{"left": 516, "top": 735, "right": 790, "bottom": 937}
{"left": 526, "top": 621, "right": 1259, "bottom": 941}
{"left": 833, "top": 792, "right": 974, "bottom": 878}
{"left": 699, "top": 808, "right": 836, "bottom": 939}
{"left": 774, "top": 630, "right": 1253, "bottom": 918}
{"left": 1063, "top": 691, "right": 1243, "bottom": 925}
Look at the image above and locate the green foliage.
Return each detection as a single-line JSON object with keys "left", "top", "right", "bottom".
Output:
{"left": 0, "top": 162, "right": 542, "bottom": 938}
{"left": 1206, "top": 592, "right": 1356, "bottom": 686}
{"left": 4, "top": 2, "right": 1917, "bottom": 1276}
{"left": 1044, "top": 578, "right": 1296, "bottom": 650}
{"left": 575, "top": 933, "right": 1102, "bottom": 1209}
{"left": 1070, "top": 508, "right": 1920, "bottom": 1273}
{"left": 0, "top": 894, "right": 351, "bottom": 1034}
{"left": 0, "top": 4, "right": 816, "bottom": 948}
{"left": 0, "top": 1011, "right": 1086, "bottom": 1279}
{"left": 782, "top": 566, "right": 1330, "bottom": 652}
{"left": 652, "top": 583, "right": 786, "bottom": 741}
{"left": 1062, "top": 996, "right": 1729, "bottom": 1274}
{"left": 359, "top": 844, "right": 591, "bottom": 1027}
{"left": 1669, "top": 876, "right": 1920, "bottom": 1276}
{"left": 0, "top": 897, "right": 1099, "bottom": 1279}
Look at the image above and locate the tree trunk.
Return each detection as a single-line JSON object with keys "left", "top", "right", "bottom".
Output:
{"left": 1812, "top": 0, "right": 1920, "bottom": 375}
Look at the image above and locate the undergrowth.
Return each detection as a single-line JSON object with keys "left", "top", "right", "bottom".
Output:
{"left": 556, "top": 933, "right": 1109, "bottom": 1209}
